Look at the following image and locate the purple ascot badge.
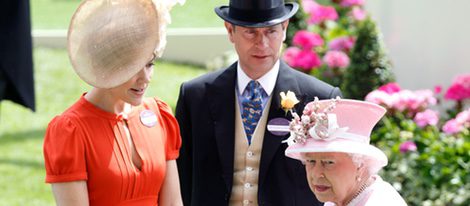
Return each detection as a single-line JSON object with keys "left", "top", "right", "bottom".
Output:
{"left": 267, "top": 117, "right": 290, "bottom": 136}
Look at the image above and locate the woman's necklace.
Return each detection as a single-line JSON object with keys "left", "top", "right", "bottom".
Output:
{"left": 345, "top": 178, "right": 372, "bottom": 206}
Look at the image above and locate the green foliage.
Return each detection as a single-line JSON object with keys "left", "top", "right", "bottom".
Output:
{"left": 372, "top": 114, "right": 470, "bottom": 206}
{"left": 341, "top": 17, "right": 394, "bottom": 99}
{"left": 286, "top": 0, "right": 308, "bottom": 45}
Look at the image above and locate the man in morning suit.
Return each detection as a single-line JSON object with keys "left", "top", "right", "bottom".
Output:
{"left": 175, "top": 0, "right": 342, "bottom": 205}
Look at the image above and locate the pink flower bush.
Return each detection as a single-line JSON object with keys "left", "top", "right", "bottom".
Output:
{"left": 301, "top": 0, "right": 318, "bottom": 14}
{"left": 396, "top": 90, "right": 436, "bottom": 112}
{"left": 444, "top": 73, "right": 470, "bottom": 101}
{"left": 455, "top": 109, "right": 470, "bottom": 124}
{"left": 283, "top": 48, "right": 321, "bottom": 72}
{"left": 412, "top": 90, "right": 437, "bottom": 109}
{"left": 390, "top": 90, "right": 418, "bottom": 112}
{"left": 414, "top": 109, "right": 439, "bottom": 128}
{"left": 367, "top": 82, "right": 469, "bottom": 137}
{"left": 444, "top": 84, "right": 470, "bottom": 101}
{"left": 434, "top": 85, "right": 442, "bottom": 94}
{"left": 302, "top": 0, "right": 338, "bottom": 24}
{"left": 322, "top": 51, "right": 350, "bottom": 69}
{"left": 378, "top": 82, "right": 401, "bottom": 94}
{"left": 443, "top": 108, "right": 470, "bottom": 134}
{"left": 328, "top": 36, "right": 356, "bottom": 52}
{"left": 399, "top": 141, "right": 417, "bottom": 153}
{"left": 350, "top": 7, "right": 367, "bottom": 21}
{"left": 340, "top": 0, "right": 365, "bottom": 7}
{"left": 292, "top": 30, "right": 324, "bottom": 50}
{"left": 442, "top": 119, "right": 464, "bottom": 135}
{"left": 283, "top": 47, "right": 301, "bottom": 66}
{"left": 365, "top": 84, "right": 437, "bottom": 113}
{"left": 454, "top": 73, "right": 470, "bottom": 87}
{"left": 285, "top": 0, "right": 369, "bottom": 75}
{"left": 364, "top": 90, "right": 393, "bottom": 108}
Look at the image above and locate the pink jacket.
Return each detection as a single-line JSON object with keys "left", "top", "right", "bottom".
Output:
{"left": 324, "top": 176, "right": 407, "bottom": 206}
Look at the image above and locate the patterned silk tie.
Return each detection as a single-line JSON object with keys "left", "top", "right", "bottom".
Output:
{"left": 241, "top": 80, "right": 263, "bottom": 145}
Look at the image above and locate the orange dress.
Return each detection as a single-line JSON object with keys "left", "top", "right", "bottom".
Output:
{"left": 43, "top": 95, "right": 181, "bottom": 205}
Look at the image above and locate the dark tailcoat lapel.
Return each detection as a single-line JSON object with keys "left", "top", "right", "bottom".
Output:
{"left": 259, "top": 61, "right": 307, "bottom": 188}
{"left": 206, "top": 64, "right": 237, "bottom": 191}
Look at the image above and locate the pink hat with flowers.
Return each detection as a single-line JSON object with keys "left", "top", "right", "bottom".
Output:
{"left": 284, "top": 98, "right": 388, "bottom": 167}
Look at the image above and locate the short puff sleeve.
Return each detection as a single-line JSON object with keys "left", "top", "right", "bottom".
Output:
{"left": 43, "top": 115, "right": 87, "bottom": 183}
{"left": 155, "top": 98, "right": 182, "bottom": 160}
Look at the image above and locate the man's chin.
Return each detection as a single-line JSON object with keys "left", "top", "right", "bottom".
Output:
{"left": 250, "top": 59, "right": 274, "bottom": 69}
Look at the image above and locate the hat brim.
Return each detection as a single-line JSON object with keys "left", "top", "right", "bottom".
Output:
{"left": 285, "top": 139, "right": 388, "bottom": 167}
{"left": 214, "top": 3, "right": 299, "bottom": 28}
{"left": 67, "top": 0, "right": 159, "bottom": 89}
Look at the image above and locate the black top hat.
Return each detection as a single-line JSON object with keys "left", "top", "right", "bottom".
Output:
{"left": 215, "top": 0, "right": 299, "bottom": 27}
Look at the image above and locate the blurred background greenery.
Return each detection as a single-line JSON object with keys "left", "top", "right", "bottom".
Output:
{"left": 0, "top": 0, "right": 224, "bottom": 205}
{"left": 31, "top": 0, "right": 226, "bottom": 29}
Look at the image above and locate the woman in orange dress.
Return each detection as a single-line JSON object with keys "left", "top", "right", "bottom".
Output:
{"left": 43, "top": 0, "right": 184, "bottom": 205}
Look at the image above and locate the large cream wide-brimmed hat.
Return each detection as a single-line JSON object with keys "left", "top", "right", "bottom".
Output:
{"left": 68, "top": 0, "right": 182, "bottom": 88}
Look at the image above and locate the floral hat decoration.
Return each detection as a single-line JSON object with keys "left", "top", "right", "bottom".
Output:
{"left": 284, "top": 97, "right": 389, "bottom": 167}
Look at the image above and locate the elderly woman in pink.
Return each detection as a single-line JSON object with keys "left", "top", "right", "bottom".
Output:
{"left": 284, "top": 98, "right": 407, "bottom": 206}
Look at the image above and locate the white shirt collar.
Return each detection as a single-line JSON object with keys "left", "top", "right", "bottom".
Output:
{"left": 237, "top": 60, "right": 280, "bottom": 96}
